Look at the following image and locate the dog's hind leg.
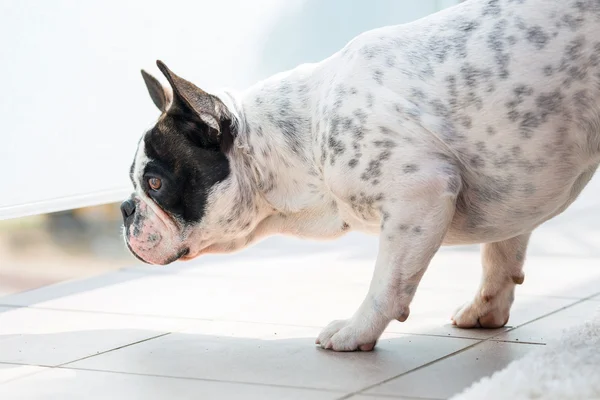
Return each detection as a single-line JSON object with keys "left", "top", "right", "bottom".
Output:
{"left": 452, "top": 233, "right": 530, "bottom": 328}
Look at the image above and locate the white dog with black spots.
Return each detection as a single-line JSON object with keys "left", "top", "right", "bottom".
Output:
{"left": 122, "top": 0, "right": 600, "bottom": 351}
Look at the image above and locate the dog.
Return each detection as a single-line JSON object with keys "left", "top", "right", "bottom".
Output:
{"left": 121, "top": 0, "right": 600, "bottom": 351}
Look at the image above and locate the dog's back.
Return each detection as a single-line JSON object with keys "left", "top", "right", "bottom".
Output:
{"left": 312, "top": 0, "right": 600, "bottom": 242}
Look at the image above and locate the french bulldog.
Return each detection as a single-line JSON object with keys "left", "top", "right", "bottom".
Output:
{"left": 122, "top": 0, "right": 600, "bottom": 351}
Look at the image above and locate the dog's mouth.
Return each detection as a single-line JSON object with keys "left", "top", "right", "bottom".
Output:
{"left": 164, "top": 247, "right": 190, "bottom": 264}
{"left": 125, "top": 240, "right": 190, "bottom": 266}
{"left": 178, "top": 243, "right": 212, "bottom": 261}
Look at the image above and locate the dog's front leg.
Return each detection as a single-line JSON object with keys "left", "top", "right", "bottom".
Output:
{"left": 317, "top": 173, "right": 458, "bottom": 351}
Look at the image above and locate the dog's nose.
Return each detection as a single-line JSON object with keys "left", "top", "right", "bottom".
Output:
{"left": 120, "top": 199, "right": 136, "bottom": 220}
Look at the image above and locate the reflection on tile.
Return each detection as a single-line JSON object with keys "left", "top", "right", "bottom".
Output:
{"left": 0, "top": 368, "right": 343, "bottom": 400}
{"left": 367, "top": 341, "right": 538, "bottom": 399}
{"left": 2, "top": 272, "right": 357, "bottom": 323}
{"left": 70, "top": 320, "right": 478, "bottom": 392}
{"left": 0, "top": 363, "right": 47, "bottom": 384}
{"left": 0, "top": 306, "right": 191, "bottom": 366}
{"left": 493, "top": 300, "right": 600, "bottom": 344}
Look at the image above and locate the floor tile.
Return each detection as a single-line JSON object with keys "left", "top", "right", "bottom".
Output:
{"left": 0, "top": 363, "right": 47, "bottom": 384}
{"left": 492, "top": 300, "right": 600, "bottom": 344}
{"left": 0, "top": 306, "right": 191, "bottom": 366}
{"left": 0, "top": 367, "right": 343, "bottom": 400}
{"left": 366, "top": 341, "right": 538, "bottom": 399}
{"left": 69, "top": 320, "right": 478, "bottom": 392}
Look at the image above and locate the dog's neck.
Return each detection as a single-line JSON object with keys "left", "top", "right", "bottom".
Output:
{"left": 219, "top": 66, "right": 327, "bottom": 216}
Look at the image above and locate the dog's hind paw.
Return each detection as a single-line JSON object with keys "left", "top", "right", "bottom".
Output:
{"left": 451, "top": 287, "right": 513, "bottom": 329}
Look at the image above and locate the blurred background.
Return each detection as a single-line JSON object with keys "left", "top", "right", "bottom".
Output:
{"left": 0, "top": 0, "right": 491, "bottom": 297}
{"left": 0, "top": 206, "right": 128, "bottom": 296}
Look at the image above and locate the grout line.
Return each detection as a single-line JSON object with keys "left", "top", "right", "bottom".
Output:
{"left": 339, "top": 294, "right": 600, "bottom": 399}
{"left": 56, "top": 332, "right": 173, "bottom": 368}
{"left": 488, "top": 339, "right": 546, "bottom": 345}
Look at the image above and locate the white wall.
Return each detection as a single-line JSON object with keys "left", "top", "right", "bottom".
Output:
{"left": 0, "top": 0, "right": 460, "bottom": 219}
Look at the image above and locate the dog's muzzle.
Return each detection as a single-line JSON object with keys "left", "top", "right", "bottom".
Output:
{"left": 120, "top": 197, "right": 189, "bottom": 265}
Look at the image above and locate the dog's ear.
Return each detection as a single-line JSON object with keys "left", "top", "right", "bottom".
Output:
{"left": 155, "top": 60, "right": 230, "bottom": 134}
{"left": 141, "top": 70, "right": 171, "bottom": 113}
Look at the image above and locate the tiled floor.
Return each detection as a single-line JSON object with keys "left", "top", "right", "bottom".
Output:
{"left": 1, "top": 183, "right": 600, "bottom": 399}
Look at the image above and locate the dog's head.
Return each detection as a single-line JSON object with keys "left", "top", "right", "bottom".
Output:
{"left": 121, "top": 61, "right": 253, "bottom": 265}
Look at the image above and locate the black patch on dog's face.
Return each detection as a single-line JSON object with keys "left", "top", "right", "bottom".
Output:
{"left": 138, "top": 112, "right": 231, "bottom": 224}
{"left": 130, "top": 61, "right": 238, "bottom": 226}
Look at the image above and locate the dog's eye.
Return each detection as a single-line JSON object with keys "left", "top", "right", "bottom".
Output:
{"left": 148, "top": 177, "right": 162, "bottom": 191}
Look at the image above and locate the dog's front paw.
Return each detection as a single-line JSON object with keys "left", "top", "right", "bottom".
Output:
{"left": 451, "top": 287, "right": 514, "bottom": 329}
{"left": 315, "top": 319, "right": 378, "bottom": 352}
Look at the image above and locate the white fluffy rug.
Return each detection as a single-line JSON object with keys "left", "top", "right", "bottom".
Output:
{"left": 452, "top": 305, "right": 600, "bottom": 400}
